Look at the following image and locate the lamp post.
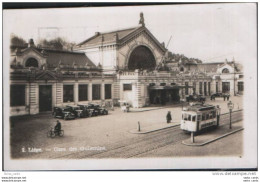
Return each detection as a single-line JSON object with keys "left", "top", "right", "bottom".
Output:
{"left": 227, "top": 101, "right": 234, "bottom": 129}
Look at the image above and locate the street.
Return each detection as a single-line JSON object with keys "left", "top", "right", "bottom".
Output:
{"left": 10, "top": 96, "right": 243, "bottom": 159}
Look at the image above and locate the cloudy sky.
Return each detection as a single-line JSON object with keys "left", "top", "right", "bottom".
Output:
{"left": 4, "top": 3, "right": 257, "bottom": 63}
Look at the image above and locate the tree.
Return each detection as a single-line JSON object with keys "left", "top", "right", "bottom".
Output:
{"left": 10, "top": 34, "right": 27, "bottom": 53}
{"left": 37, "top": 37, "right": 76, "bottom": 51}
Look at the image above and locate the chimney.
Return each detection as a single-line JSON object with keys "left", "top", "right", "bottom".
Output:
{"left": 95, "top": 32, "right": 100, "bottom": 36}
{"left": 28, "top": 39, "right": 35, "bottom": 47}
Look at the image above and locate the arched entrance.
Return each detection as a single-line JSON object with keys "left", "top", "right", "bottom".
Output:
{"left": 128, "top": 45, "right": 156, "bottom": 70}
{"left": 25, "top": 58, "right": 39, "bottom": 67}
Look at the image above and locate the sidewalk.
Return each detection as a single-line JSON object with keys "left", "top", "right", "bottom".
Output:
{"left": 129, "top": 122, "right": 180, "bottom": 134}
{"left": 182, "top": 122, "right": 243, "bottom": 146}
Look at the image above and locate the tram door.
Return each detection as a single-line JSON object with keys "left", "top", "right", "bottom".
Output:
{"left": 39, "top": 85, "right": 52, "bottom": 112}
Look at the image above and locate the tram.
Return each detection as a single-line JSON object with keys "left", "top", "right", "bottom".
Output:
{"left": 180, "top": 103, "right": 220, "bottom": 133}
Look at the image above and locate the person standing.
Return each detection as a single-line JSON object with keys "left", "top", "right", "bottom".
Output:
{"left": 216, "top": 105, "right": 221, "bottom": 126}
{"left": 223, "top": 94, "right": 226, "bottom": 101}
{"left": 166, "top": 111, "right": 172, "bottom": 123}
{"left": 227, "top": 94, "right": 230, "bottom": 101}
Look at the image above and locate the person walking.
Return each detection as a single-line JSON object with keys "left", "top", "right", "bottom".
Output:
{"left": 227, "top": 94, "right": 230, "bottom": 101}
{"left": 166, "top": 111, "right": 172, "bottom": 124}
{"left": 223, "top": 94, "right": 226, "bottom": 101}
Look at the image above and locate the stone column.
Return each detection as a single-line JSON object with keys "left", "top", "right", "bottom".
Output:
{"left": 101, "top": 82, "right": 105, "bottom": 100}
{"left": 74, "top": 82, "right": 79, "bottom": 104}
{"left": 88, "top": 82, "right": 92, "bottom": 101}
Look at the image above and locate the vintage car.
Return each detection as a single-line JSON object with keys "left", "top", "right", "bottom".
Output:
{"left": 52, "top": 107, "right": 76, "bottom": 120}
{"left": 87, "top": 104, "right": 108, "bottom": 116}
{"left": 211, "top": 92, "right": 223, "bottom": 98}
{"left": 186, "top": 94, "right": 206, "bottom": 103}
{"left": 77, "top": 104, "right": 95, "bottom": 117}
{"left": 65, "top": 105, "right": 84, "bottom": 118}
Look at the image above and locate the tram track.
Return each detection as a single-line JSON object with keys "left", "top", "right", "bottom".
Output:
{"left": 55, "top": 110, "right": 243, "bottom": 159}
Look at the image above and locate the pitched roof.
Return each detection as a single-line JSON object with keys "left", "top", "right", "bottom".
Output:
{"left": 78, "top": 26, "right": 139, "bottom": 46}
{"left": 76, "top": 25, "right": 167, "bottom": 53}
{"left": 18, "top": 47, "right": 96, "bottom": 68}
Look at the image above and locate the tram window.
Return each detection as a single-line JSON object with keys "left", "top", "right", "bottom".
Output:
{"left": 188, "top": 115, "right": 191, "bottom": 121}
{"left": 206, "top": 114, "right": 209, "bottom": 120}
{"left": 192, "top": 116, "right": 196, "bottom": 122}
{"left": 212, "top": 111, "right": 216, "bottom": 118}
{"left": 209, "top": 113, "right": 213, "bottom": 119}
{"left": 202, "top": 114, "right": 205, "bottom": 121}
{"left": 183, "top": 113, "right": 189, "bottom": 121}
{"left": 197, "top": 115, "right": 201, "bottom": 121}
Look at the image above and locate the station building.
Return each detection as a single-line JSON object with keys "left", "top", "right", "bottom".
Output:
{"left": 9, "top": 13, "right": 243, "bottom": 116}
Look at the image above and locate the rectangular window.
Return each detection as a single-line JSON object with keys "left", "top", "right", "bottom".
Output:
{"left": 202, "top": 114, "right": 205, "bottom": 121}
{"left": 222, "top": 82, "right": 230, "bottom": 93}
{"left": 204, "top": 82, "right": 207, "bottom": 95}
{"left": 105, "top": 84, "right": 112, "bottom": 99}
{"left": 238, "top": 82, "right": 244, "bottom": 92}
{"left": 123, "top": 84, "right": 132, "bottom": 91}
{"left": 92, "top": 84, "right": 101, "bottom": 100}
{"left": 185, "top": 82, "right": 189, "bottom": 95}
{"left": 199, "top": 82, "right": 203, "bottom": 95}
{"left": 63, "top": 85, "right": 74, "bottom": 102}
{"left": 197, "top": 115, "right": 201, "bottom": 121}
{"left": 208, "top": 82, "right": 211, "bottom": 95}
{"left": 10, "top": 85, "right": 26, "bottom": 106}
{"left": 216, "top": 82, "right": 219, "bottom": 92}
{"left": 78, "top": 84, "right": 88, "bottom": 101}
{"left": 193, "top": 82, "right": 196, "bottom": 94}
{"left": 160, "top": 83, "right": 166, "bottom": 86}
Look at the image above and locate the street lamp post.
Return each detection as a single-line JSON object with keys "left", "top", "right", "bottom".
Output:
{"left": 227, "top": 101, "right": 234, "bottom": 129}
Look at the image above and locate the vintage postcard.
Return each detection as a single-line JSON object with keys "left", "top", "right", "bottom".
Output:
{"left": 3, "top": 3, "right": 257, "bottom": 170}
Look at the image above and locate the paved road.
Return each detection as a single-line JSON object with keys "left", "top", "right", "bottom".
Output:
{"left": 55, "top": 110, "right": 243, "bottom": 159}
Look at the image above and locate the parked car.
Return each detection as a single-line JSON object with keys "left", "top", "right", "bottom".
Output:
{"left": 77, "top": 104, "right": 95, "bottom": 117}
{"left": 52, "top": 107, "right": 76, "bottom": 120}
{"left": 211, "top": 92, "right": 223, "bottom": 98}
{"left": 65, "top": 105, "right": 84, "bottom": 118}
{"left": 87, "top": 104, "right": 108, "bottom": 116}
{"left": 186, "top": 94, "right": 206, "bottom": 103}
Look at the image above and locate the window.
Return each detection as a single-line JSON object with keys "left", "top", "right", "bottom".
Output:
{"left": 180, "top": 67, "right": 184, "bottom": 72}
{"left": 193, "top": 82, "right": 196, "bottom": 94}
{"left": 197, "top": 115, "right": 201, "bottom": 121}
{"left": 92, "top": 84, "right": 101, "bottom": 100}
{"left": 204, "top": 82, "right": 207, "bottom": 95}
{"left": 199, "top": 82, "right": 203, "bottom": 95}
{"left": 216, "top": 82, "right": 219, "bottom": 92}
{"left": 212, "top": 111, "right": 216, "bottom": 118}
{"left": 222, "top": 82, "right": 230, "bottom": 93}
{"left": 25, "top": 58, "right": 38, "bottom": 67}
{"left": 160, "top": 83, "right": 166, "bottom": 86}
{"left": 185, "top": 82, "right": 189, "bottom": 95}
{"left": 171, "top": 83, "right": 176, "bottom": 86}
{"left": 208, "top": 82, "right": 211, "bottom": 95}
{"left": 239, "top": 75, "right": 243, "bottom": 78}
{"left": 222, "top": 68, "right": 230, "bottom": 73}
{"left": 192, "top": 116, "right": 196, "bottom": 122}
{"left": 10, "top": 85, "right": 25, "bottom": 106}
{"left": 149, "top": 83, "right": 155, "bottom": 86}
{"left": 79, "top": 84, "right": 88, "bottom": 101}
{"left": 202, "top": 114, "right": 205, "bottom": 121}
{"left": 105, "top": 84, "right": 112, "bottom": 99}
{"left": 123, "top": 84, "right": 132, "bottom": 91}
{"left": 238, "top": 82, "right": 244, "bottom": 91}
{"left": 63, "top": 85, "right": 74, "bottom": 102}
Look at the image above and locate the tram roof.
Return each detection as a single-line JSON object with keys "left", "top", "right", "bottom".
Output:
{"left": 185, "top": 104, "right": 215, "bottom": 112}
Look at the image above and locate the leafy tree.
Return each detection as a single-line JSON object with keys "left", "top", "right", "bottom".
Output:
{"left": 10, "top": 34, "right": 27, "bottom": 53}
{"left": 37, "top": 37, "right": 76, "bottom": 51}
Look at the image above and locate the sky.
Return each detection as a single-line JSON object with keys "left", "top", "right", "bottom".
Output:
{"left": 3, "top": 3, "right": 257, "bottom": 64}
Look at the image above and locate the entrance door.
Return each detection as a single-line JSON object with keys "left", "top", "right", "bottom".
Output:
{"left": 39, "top": 85, "right": 52, "bottom": 112}
{"left": 222, "top": 82, "right": 230, "bottom": 93}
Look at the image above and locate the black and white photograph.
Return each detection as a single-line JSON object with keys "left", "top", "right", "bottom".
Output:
{"left": 2, "top": 3, "right": 257, "bottom": 172}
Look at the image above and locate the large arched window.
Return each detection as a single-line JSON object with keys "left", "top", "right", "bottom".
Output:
{"left": 25, "top": 58, "right": 39, "bottom": 68}
{"left": 128, "top": 46, "right": 156, "bottom": 70}
{"left": 180, "top": 67, "right": 184, "bottom": 72}
{"left": 222, "top": 68, "right": 230, "bottom": 73}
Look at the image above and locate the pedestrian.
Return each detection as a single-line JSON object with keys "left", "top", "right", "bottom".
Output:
{"left": 54, "top": 120, "right": 61, "bottom": 135}
{"left": 223, "top": 94, "right": 226, "bottom": 101}
{"left": 166, "top": 111, "right": 172, "bottom": 123}
{"left": 216, "top": 105, "right": 221, "bottom": 126}
{"left": 227, "top": 94, "right": 230, "bottom": 101}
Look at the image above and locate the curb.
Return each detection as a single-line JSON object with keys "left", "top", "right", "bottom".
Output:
{"left": 129, "top": 103, "right": 186, "bottom": 113}
{"left": 129, "top": 123, "right": 180, "bottom": 134}
{"left": 182, "top": 127, "right": 244, "bottom": 146}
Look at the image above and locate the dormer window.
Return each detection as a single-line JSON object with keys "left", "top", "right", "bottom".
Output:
{"left": 25, "top": 58, "right": 38, "bottom": 68}
{"left": 222, "top": 68, "right": 230, "bottom": 73}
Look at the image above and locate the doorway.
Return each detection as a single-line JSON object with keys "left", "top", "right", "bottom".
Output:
{"left": 39, "top": 85, "right": 52, "bottom": 112}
